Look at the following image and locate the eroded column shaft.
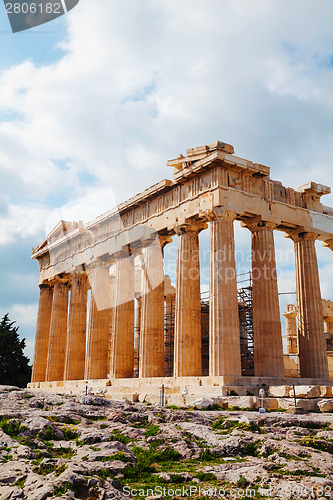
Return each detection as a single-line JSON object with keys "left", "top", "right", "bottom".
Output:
{"left": 174, "top": 225, "right": 202, "bottom": 377}
{"left": 250, "top": 223, "right": 284, "bottom": 377}
{"left": 110, "top": 255, "right": 135, "bottom": 378}
{"left": 85, "top": 264, "right": 112, "bottom": 380}
{"left": 31, "top": 284, "right": 54, "bottom": 383}
{"left": 294, "top": 235, "right": 329, "bottom": 379}
{"left": 209, "top": 213, "right": 241, "bottom": 376}
{"left": 139, "top": 240, "right": 165, "bottom": 377}
{"left": 64, "top": 273, "right": 88, "bottom": 381}
{"left": 45, "top": 280, "right": 69, "bottom": 382}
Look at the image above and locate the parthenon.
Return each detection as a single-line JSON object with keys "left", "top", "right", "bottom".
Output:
{"left": 28, "top": 141, "right": 333, "bottom": 402}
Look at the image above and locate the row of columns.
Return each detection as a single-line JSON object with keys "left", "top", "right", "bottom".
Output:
{"left": 32, "top": 211, "right": 330, "bottom": 383}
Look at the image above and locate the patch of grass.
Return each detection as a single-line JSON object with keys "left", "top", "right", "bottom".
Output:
{"left": 12, "top": 477, "right": 26, "bottom": 489}
{"left": 237, "top": 476, "right": 250, "bottom": 488}
{"left": 301, "top": 436, "right": 332, "bottom": 454}
{"left": 243, "top": 441, "right": 261, "bottom": 457}
{"left": 111, "top": 429, "right": 131, "bottom": 444}
{"left": 33, "top": 462, "right": 66, "bottom": 476}
{"left": 198, "top": 449, "right": 217, "bottom": 461}
{"left": 86, "top": 415, "right": 107, "bottom": 421}
{"left": 54, "top": 482, "right": 77, "bottom": 496}
{"left": 123, "top": 445, "right": 181, "bottom": 480}
{"left": 23, "top": 394, "right": 34, "bottom": 401}
{"left": 195, "top": 472, "right": 216, "bottom": 481}
{"left": 38, "top": 426, "right": 58, "bottom": 441}
{"left": 100, "top": 423, "right": 109, "bottom": 429}
{"left": 0, "top": 418, "right": 21, "bottom": 437}
{"left": 52, "top": 447, "right": 76, "bottom": 459}
{"left": 144, "top": 425, "right": 160, "bottom": 437}
{"left": 62, "top": 425, "right": 80, "bottom": 440}
{"left": 212, "top": 418, "right": 262, "bottom": 434}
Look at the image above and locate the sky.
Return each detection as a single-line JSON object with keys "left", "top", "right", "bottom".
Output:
{"left": 0, "top": 0, "right": 332, "bottom": 362}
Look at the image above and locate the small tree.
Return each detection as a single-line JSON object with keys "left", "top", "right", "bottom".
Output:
{"left": 0, "top": 313, "right": 32, "bottom": 387}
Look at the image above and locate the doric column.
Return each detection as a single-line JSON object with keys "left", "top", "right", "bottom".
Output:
{"left": 282, "top": 304, "right": 298, "bottom": 355}
{"left": 45, "top": 278, "right": 69, "bottom": 382}
{"left": 134, "top": 296, "right": 141, "bottom": 378}
{"left": 64, "top": 272, "right": 88, "bottom": 381}
{"left": 209, "top": 210, "right": 242, "bottom": 377}
{"left": 243, "top": 220, "right": 284, "bottom": 377}
{"left": 85, "top": 261, "right": 112, "bottom": 380}
{"left": 109, "top": 253, "right": 135, "bottom": 378}
{"left": 139, "top": 236, "right": 166, "bottom": 378}
{"left": 174, "top": 221, "right": 206, "bottom": 377}
{"left": 289, "top": 230, "right": 329, "bottom": 379}
{"left": 31, "top": 283, "right": 54, "bottom": 383}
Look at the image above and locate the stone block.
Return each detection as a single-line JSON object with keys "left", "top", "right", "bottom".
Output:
{"left": 191, "top": 397, "right": 214, "bottom": 409}
{"left": 319, "top": 386, "right": 333, "bottom": 397}
{"left": 226, "top": 396, "right": 256, "bottom": 409}
{"left": 268, "top": 385, "right": 292, "bottom": 398}
{"left": 288, "top": 385, "right": 321, "bottom": 399}
{"left": 317, "top": 399, "right": 333, "bottom": 412}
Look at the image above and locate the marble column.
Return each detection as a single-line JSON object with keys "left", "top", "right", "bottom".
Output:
{"left": 45, "top": 278, "right": 69, "bottom": 382}
{"left": 109, "top": 253, "right": 135, "bottom": 378}
{"left": 244, "top": 220, "right": 284, "bottom": 377}
{"left": 134, "top": 296, "right": 141, "bottom": 378}
{"left": 291, "top": 231, "right": 329, "bottom": 379}
{"left": 139, "top": 237, "right": 165, "bottom": 378}
{"left": 209, "top": 210, "right": 242, "bottom": 377}
{"left": 64, "top": 272, "right": 88, "bottom": 381}
{"left": 31, "top": 283, "right": 54, "bottom": 383}
{"left": 282, "top": 305, "right": 298, "bottom": 355}
{"left": 174, "top": 222, "right": 205, "bottom": 377}
{"left": 85, "top": 262, "right": 112, "bottom": 380}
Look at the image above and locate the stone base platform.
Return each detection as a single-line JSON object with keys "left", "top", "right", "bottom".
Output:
{"left": 28, "top": 376, "right": 333, "bottom": 411}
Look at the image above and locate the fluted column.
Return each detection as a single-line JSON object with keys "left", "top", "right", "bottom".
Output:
{"left": 85, "top": 262, "right": 112, "bottom": 380}
{"left": 139, "top": 236, "right": 165, "bottom": 378}
{"left": 31, "top": 283, "right": 54, "bottom": 383}
{"left": 45, "top": 278, "right": 69, "bottom": 382}
{"left": 290, "top": 231, "right": 329, "bottom": 379}
{"left": 64, "top": 272, "right": 88, "bottom": 381}
{"left": 244, "top": 220, "right": 284, "bottom": 377}
{"left": 174, "top": 222, "right": 205, "bottom": 377}
{"left": 110, "top": 253, "right": 135, "bottom": 378}
{"left": 209, "top": 210, "right": 242, "bottom": 376}
{"left": 134, "top": 296, "right": 141, "bottom": 378}
{"left": 282, "top": 305, "right": 298, "bottom": 355}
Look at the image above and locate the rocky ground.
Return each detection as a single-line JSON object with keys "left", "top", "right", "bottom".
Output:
{"left": 0, "top": 386, "right": 332, "bottom": 500}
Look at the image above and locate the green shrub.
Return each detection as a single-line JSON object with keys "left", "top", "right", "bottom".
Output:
{"left": 0, "top": 418, "right": 21, "bottom": 437}
{"left": 144, "top": 425, "right": 160, "bottom": 437}
{"left": 195, "top": 472, "right": 216, "bottom": 481}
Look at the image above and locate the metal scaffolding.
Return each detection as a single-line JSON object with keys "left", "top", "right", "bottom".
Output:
{"left": 163, "top": 272, "right": 255, "bottom": 377}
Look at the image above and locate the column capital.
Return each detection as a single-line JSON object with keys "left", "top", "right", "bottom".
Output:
{"left": 51, "top": 275, "right": 71, "bottom": 286}
{"left": 241, "top": 217, "right": 278, "bottom": 233}
{"left": 285, "top": 228, "right": 319, "bottom": 243}
{"left": 174, "top": 219, "right": 208, "bottom": 236}
{"left": 39, "top": 281, "right": 53, "bottom": 290}
{"left": 206, "top": 207, "right": 237, "bottom": 222}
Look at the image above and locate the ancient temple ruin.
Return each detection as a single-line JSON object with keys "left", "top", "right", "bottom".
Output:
{"left": 28, "top": 141, "right": 333, "bottom": 404}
